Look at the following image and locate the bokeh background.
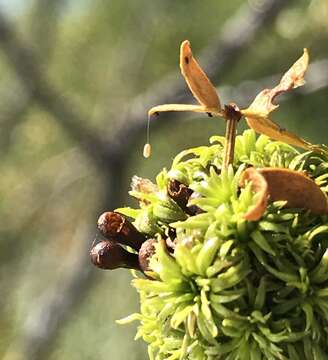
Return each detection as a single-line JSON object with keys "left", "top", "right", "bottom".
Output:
{"left": 0, "top": 0, "right": 327, "bottom": 359}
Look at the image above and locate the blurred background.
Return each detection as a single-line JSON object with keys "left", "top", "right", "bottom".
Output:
{"left": 0, "top": 0, "right": 327, "bottom": 359}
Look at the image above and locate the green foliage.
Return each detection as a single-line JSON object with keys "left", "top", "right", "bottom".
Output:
{"left": 118, "top": 130, "right": 328, "bottom": 359}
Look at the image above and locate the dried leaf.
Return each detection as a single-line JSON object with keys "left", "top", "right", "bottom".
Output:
{"left": 147, "top": 43, "right": 326, "bottom": 156}
{"left": 244, "top": 49, "right": 309, "bottom": 118}
{"left": 239, "top": 167, "right": 268, "bottom": 221}
{"left": 259, "top": 168, "right": 328, "bottom": 214}
{"left": 240, "top": 167, "right": 328, "bottom": 220}
{"left": 180, "top": 40, "right": 221, "bottom": 111}
{"left": 147, "top": 40, "right": 222, "bottom": 118}
{"left": 241, "top": 49, "right": 325, "bottom": 154}
{"left": 241, "top": 113, "right": 323, "bottom": 153}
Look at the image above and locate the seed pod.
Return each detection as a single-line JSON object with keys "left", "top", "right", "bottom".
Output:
{"left": 90, "top": 240, "right": 140, "bottom": 270}
{"left": 97, "top": 211, "right": 146, "bottom": 250}
{"left": 138, "top": 238, "right": 158, "bottom": 272}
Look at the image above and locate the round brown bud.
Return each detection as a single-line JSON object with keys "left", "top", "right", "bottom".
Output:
{"left": 90, "top": 240, "right": 140, "bottom": 270}
{"left": 97, "top": 211, "right": 146, "bottom": 250}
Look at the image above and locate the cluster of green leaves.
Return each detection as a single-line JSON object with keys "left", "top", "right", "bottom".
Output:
{"left": 118, "top": 130, "right": 328, "bottom": 359}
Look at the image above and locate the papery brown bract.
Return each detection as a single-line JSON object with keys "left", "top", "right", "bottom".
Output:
{"left": 239, "top": 167, "right": 269, "bottom": 221}
{"left": 240, "top": 167, "right": 328, "bottom": 220}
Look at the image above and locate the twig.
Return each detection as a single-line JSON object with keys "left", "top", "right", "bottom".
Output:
{"left": 222, "top": 103, "right": 241, "bottom": 168}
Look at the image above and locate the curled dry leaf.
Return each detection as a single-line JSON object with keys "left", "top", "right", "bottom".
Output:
{"left": 244, "top": 49, "right": 309, "bottom": 118}
{"left": 240, "top": 167, "right": 328, "bottom": 221}
{"left": 259, "top": 168, "right": 328, "bottom": 214}
{"left": 241, "top": 49, "right": 325, "bottom": 154}
{"left": 239, "top": 167, "right": 269, "bottom": 221}
{"left": 240, "top": 114, "right": 321, "bottom": 153}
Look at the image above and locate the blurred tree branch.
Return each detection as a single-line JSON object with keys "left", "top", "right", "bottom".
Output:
{"left": 0, "top": 9, "right": 113, "bottom": 168}
{"left": 0, "top": 86, "right": 30, "bottom": 153}
{"left": 28, "top": 0, "right": 67, "bottom": 61}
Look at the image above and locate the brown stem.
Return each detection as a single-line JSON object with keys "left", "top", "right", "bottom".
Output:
{"left": 223, "top": 103, "right": 241, "bottom": 169}
{"left": 223, "top": 118, "right": 238, "bottom": 168}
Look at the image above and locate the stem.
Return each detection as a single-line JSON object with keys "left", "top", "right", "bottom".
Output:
{"left": 223, "top": 117, "right": 238, "bottom": 169}
{"left": 223, "top": 103, "right": 241, "bottom": 169}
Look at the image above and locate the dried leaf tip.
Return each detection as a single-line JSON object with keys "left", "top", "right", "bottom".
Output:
{"left": 145, "top": 40, "right": 223, "bottom": 158}
{"left": 280, "top": 48, "right": 309, "bottom": 90}
{"left": 243, "top": 48, "right": 309, "bottom": 119}
{"left": 179, "top": 40, "right": 221, "bottom": 111}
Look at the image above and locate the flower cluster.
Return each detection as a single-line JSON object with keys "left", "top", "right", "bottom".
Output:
{"left": 91, "top": 41, "right": 328, "bottom": 359}
{"left": 98, "top": 130, "right": 328, "bottom": 360}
